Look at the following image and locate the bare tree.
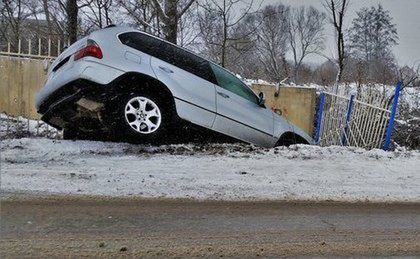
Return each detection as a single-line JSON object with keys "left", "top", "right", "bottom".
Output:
{"left": 80, "top": 0, "right": 114, "bottom": 30}
{"left": 41, "top": 0, "right": 52, "bottom": 33}
{"left": 198, "top": 0, "right": 257, "bottom": 68}
{"left": 46, "top": 0, "right": 94, "bottom": 44}
{"left": 66, "top": 0, "right": 78, "bottom": 43}
{"left": 117, "top": 0, "right": 158, "bottom": 33}
{"left": 117, "top": 0, "right": 196, "bottom": 44}
{"left": 323, "top": 0, "right": 349, "bottom": 86}
{"left": 255, "top": 4, "right": 290, "bottom": 82}
{"left": 224, "top": 14, "right": 261, "bottom": 76}
{"left": 177, "top": 4, "right": 200, "bottom": 47}
{"left": 387, "top": 63, "right": 420, "bottom": 106}
{"left": 151, "top": 0, "right": 196, "bottom": 44}
{"left": 400, "top": 64, "right": 420, "bottom": 88}
{"left": 288, "top": 6, "right": 326, "bottom": 83}
{"left": 0, "top": 0, "right": 33, "bottom": 50}
{"left": 39, "top": 1, "right": 69, "bottom": 41}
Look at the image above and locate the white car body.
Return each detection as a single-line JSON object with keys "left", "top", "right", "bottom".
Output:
{"left": 36, "top": 26, "right": 312, "bottom": 148}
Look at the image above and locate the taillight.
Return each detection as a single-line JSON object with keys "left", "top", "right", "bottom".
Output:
{"left": 74, "top": 39, "right": 103, "bottom": 61}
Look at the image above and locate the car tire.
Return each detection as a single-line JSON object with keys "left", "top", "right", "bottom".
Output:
{"left": 106, "top": 91, "right": 174, "bottom": 144}
{"left": 62, "top": 127, "right": 77, "bottom": 140}
{"left": 63, "top": 126, "right": 106, "bottom": 141}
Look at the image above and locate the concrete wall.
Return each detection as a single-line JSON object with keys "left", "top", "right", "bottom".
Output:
{"left": 0, "top": 56, "right": 47, "bottom": 119}
{"left": 252, "top": 84, "right": 316, "bottom": 136}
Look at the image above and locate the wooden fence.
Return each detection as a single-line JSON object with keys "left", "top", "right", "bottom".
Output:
{"left": 0, "top": 56, "right": 50, "bottom": 119}
{"left": 0, "top": 37, "right": 61, "bottom": 119}
{"left": 0, "top": 37, "right": 62, "bottom": 119}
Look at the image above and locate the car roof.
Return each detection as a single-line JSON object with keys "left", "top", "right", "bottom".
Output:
{"left": 94, "top": 26, "right": 258, "bottom": 97}
{"left": 112, "top": 27, "right": 213, "bottom": 64}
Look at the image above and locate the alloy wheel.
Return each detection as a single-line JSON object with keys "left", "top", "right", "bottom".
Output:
{"left": 124, "top": 96, "right": 162, "bottom": 134}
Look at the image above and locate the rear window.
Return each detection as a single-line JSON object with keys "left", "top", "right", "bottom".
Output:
{"left": 119, "top": 32, "right": 216, "bottom": 84}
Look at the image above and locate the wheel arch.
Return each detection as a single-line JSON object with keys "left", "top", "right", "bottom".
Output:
{"left": 105, "top": 71, "right": 184, "bottom": 123}
{"left": 110, "top": 72, "right": 175, "bottom": 104}
{"left": 276, "top": 131, "right": 310, "bottom": 146}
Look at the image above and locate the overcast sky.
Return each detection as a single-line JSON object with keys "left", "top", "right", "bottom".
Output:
{"left": 258, "top": 0, "right": 420, "bottom": 66}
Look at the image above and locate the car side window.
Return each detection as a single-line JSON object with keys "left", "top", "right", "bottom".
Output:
{"left": 119, "top": 32, "right": 162, "bottom": 58}
{"left": 210, "top": 63, "right": 258, "bottom": 104}
{"left": 172, "top": 48, "right": 217, "bottom": 84}
{"left": 119, "top": 32, "right": 217, "bottom": 84}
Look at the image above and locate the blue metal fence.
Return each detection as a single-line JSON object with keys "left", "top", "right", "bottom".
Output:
{"left": 341, "top": 94, "right": 355, "bottom": 146}
{"left": 383, "top": 82, "right": 402, "bottom": 150}
{"left": 314, "top": 92, "right": 326, "bottom": 144}
{"left": 314, "top": 82, "right": 402, "bottom": 150}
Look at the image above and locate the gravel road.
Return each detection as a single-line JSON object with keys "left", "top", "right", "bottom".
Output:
{"left": 1, "top": 196, "right": 419, "bottom": 257}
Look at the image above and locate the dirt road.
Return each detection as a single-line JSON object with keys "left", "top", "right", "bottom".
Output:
{"left": 1, "top": 196, "right": 419, "bottom": 257}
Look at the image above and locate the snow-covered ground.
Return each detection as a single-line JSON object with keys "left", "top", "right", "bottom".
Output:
{"left": 1, "top": 138, "right": 419, "bottom": 202}
{"left": 0, "top": 113, "right": 60, "bottom": 139}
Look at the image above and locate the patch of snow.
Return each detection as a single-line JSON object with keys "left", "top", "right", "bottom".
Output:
{"left": 0, "top": 113, "right": 61, "bottom": 139}
{"left": 244, "top": 78, "right": 275, "bottom": 86}
{"left": 1, "top": 138, "right": 419, "bottom": 202}
{"left": 400, "top": 87, "right": 420, "bottom": 112}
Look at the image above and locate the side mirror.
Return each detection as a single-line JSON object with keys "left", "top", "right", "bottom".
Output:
{"left": 258, "top": 92, "right": 266, "bottom": 107}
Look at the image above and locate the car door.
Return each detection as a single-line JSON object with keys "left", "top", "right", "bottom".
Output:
{"left": 210, "top": 63, "right": 277, "bottom": 147}
{"left": 149, "top": 38, "right": 217, "bottom": 128}
{"left": 119, "top": 31, "right": 217, "bottom": 129}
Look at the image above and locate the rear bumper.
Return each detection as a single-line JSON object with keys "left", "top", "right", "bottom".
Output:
{"left": 35, "top": 59, "right": 125, "bottom": 111}
{"left": 38, "top": 79, "right": 113, "bottom": 130}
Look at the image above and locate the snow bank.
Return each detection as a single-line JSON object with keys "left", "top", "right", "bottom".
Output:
{"left": 401, "top": 86, "right": 420, "bottom": 111}
{"left": 0, "top": 113, "right": 60, "bottom": 139}
{"left": 1, "top": 138, "right": 419, "bottom": 202}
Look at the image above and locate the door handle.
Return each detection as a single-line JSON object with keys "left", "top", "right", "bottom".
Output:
{"left": 158, "top": 66, "right": 173, "bottom": 73}
{"left": 217, "top": 92, "right": 230, "bottom": 98}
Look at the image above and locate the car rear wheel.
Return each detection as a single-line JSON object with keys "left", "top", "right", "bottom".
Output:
{"left": 106, "top": 91, "right": 174, "bottom": 143}
{"left": 62, "top": 127, "right": 78, "bottom": 140}
{"left": 124, "top": 96, "right": 162, "bottom": 135}
{"left": 62, "top": 126, "right": 106, "bottom": 141}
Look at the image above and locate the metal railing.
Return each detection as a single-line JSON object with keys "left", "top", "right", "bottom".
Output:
{"left": 0, "top": 38, "right": 63, "bottom": 59}
{"left": 314, "top": 82, "right": 402, "bottom": 150}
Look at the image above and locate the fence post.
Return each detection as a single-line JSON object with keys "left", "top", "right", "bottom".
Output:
{"left": 314, "top": 92, "right": 326, "bottom": 144}
{"left": 341, "top": 94, "right": 355, "bottom": 146}
{"left": 382, "top": 81, "right": 402, "bottom": 151}
{"left": 6, "top": 114, "right": 10, "bottom": 135}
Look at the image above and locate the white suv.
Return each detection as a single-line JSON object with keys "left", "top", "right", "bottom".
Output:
{"left": 35, "top": 26, "right": 312, "bottom": 147}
